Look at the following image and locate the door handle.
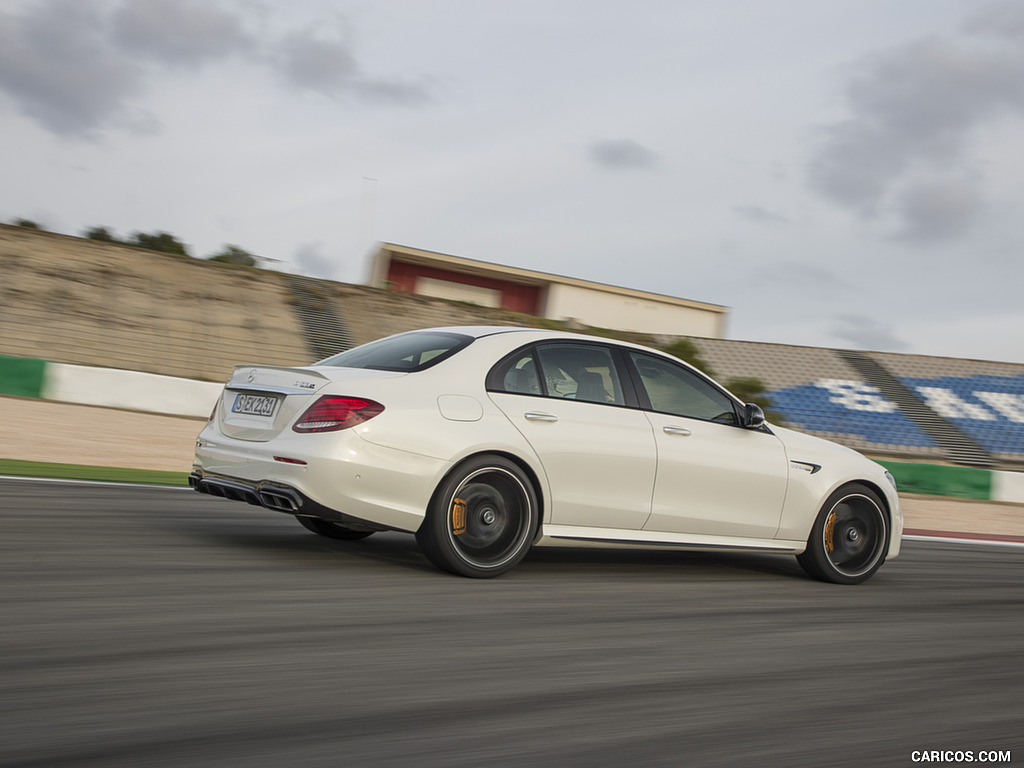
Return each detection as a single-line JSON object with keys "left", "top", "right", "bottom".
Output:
{"left": 663, "top": 425, "right": 692, "bottom": 436}
{"left": 524, "top": 412, "right": 559, "bottom": 423}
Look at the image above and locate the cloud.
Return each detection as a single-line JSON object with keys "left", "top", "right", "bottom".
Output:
{"left": 734, "top": 205, "right": 789, "bottom": 225}
{"left": 588, "top": 139, "right": 660, "bottom": 170}
{"left": 831, "top": 314, "right": 908, "bottom": 352}
{"left": 807, "top": 3, "right": 1024, "bottom": 242}
{"left": 293, "top": 242, "right": 340, "bottom": 280}
{"left": 276, "top": 30, "right": 359, "bottom": 96}
{"left": 273, "top": 27, "right": 429, "bottom": 105}
{"left": 111, "top": 0, "right": 252, "bottom": 68}
{"left": 893, "top": 175, "right": 984, "bottom": 244}
{"left": 754, "top": 262, "right": 851, "bottom": 294}
{"left": 0, "top": 0, "right": 430, "bottom": 140}
{"left": 0, "top": 0, "right": 141, "bottom": 137}
{"left": 962, "top": 1, "right": 1024, "bottom": 42}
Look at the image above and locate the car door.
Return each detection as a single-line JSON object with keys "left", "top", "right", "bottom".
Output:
{"left": 627, "top": 352, "right": 789, "bottom": 539}
{"left": 487, "top": 342, "right": 657, "bottom": 530}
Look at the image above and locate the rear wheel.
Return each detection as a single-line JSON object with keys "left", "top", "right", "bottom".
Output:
{"left": 416, "top": 455, "right": 538, "bottom": 578}
{"left": 797, "top": 483, "right": 889, "bottom": 584}
{"left": 295, "top": 516, "right": 375, "bottom": 541}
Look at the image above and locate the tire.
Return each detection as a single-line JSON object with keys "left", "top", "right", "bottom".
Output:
{"left": 416, "top": 455, "right": 539, "bottom": 578}
{"left": 295, "top": 515, "right": 375, "bottom": 541}
{"left": 797, "top": 483, "right": 890, "bottom": 585}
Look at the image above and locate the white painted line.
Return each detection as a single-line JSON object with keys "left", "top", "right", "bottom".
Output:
{"left": 903, "top": 534, "right": 1024, "bottom": 550}
{"left": 0, "top": 475, "right": 189, "bottom": 491}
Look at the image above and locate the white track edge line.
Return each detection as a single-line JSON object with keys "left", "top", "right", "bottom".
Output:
{"left": 0, "top": 474, "right": 188, "bottom": 490}
{"left": 902, "top": 534, "right": 1024, "bottom": 549}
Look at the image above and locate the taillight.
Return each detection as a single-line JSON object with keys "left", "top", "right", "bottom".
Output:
{"left": 292, "top": 396, "right": 384, "bottom": 433}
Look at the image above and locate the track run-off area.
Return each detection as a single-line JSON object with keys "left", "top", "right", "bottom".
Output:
{"left": 1, "top": 477, "right": 1021, "bottom": 767}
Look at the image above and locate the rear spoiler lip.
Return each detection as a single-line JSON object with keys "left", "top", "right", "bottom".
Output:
{"left": 223, "top": 382, "right": 322, "bottom": 396}
{"left": 230, "top": 364, "right": 332, "bottom": 378}
{"left": 226, "top": 364, "right": 332, "bottom": 396}
{"left": 225, "top": 364, "right": 405, "bottom": 395}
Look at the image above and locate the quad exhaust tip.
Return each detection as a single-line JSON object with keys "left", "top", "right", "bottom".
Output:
{"left": 259, "top": 488, "right": 301, "bottom": 513}
{"left": 191, "top": 473, "right": 302, "bottom": 513}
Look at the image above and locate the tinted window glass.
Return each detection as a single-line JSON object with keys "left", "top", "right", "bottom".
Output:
{"left": 536, "top": 344, "right": 625, "bottom": 405}
{"left": 630, "top": 352, "right": 737, "bottom": 424}
{"left": 497, "top": 350, "right": 542, "bottom": 395}
{"left": 317, "top": 332, "right": 472, "bottom": 372}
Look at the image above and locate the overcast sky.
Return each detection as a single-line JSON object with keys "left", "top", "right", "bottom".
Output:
{"left": 3, "top": 0, "right": 1024, "bottom": 362}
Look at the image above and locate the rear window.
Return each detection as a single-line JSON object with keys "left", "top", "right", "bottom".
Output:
{"left": 316, "top": 331, "right": 473, "bottom": 372}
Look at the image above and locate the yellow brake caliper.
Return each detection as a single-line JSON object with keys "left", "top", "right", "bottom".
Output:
{"left": 824, "top": 510, "right": 837, "bottom": 553}
{"left": 452, "top": 498, "right": 467, "bottom": 536}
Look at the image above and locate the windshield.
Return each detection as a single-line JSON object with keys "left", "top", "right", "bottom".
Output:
{"left": 316, "top": 331, "right": 474, "bottom": 372}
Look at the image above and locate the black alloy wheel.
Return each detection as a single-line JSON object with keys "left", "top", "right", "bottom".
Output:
{"left": 797, "top": 483, "right": 890, "bottom": 585}
{"left": 416, "top": 455, "right": 539, "bottom": 578}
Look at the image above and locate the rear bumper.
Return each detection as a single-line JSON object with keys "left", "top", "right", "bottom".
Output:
{"left": 192, "top": 424, "right": 449, "bottom": 533}
{"left": 189, "top": 470, "right": 394, "bottom": 532}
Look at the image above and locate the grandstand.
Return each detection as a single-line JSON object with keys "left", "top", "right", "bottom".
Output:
{"left": 2, "top": 224, "right": 1023, "bottom": 469}
{"left": 693, "top": 339, "right": 1024, "bottom": 468}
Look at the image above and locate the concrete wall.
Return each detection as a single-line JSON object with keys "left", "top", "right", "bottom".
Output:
{"left": 0, "top": 225, "right": 544, "bottom": 382}
{"left": 0, "top": 225, "right": 309, "bottom": 381}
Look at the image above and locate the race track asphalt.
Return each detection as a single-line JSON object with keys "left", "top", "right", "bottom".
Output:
{"left": 2, "top": 478, "right": 1021, "bottom": 767}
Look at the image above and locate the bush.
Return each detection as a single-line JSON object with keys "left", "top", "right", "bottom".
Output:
{"left": 128, "top": 231, "right": 190, "bottom": 257}
{"left": 83, "top": 226, "right": 120, "bottom": 243}
{"left": 208, "top": 245, "right": 257, "bottom": 267}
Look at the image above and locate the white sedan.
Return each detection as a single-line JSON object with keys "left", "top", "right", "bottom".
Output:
{"left": 191, "top": 327, "right": 901, "bottom": 582}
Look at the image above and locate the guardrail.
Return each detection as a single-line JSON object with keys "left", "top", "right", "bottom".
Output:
{"left": 0, "top": 354, "right": 221, "bottom": 419}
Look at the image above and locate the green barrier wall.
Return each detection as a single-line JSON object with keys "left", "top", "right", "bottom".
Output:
{"left": 878, "top": 460, "right": 992, "bottom": 500}
{"left": 0, "top": 355, "right": 47, "bottom": 398}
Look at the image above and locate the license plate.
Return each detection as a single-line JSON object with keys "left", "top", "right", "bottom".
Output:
{"left": 231, "top": 393, "right": 279, "bottom": 417}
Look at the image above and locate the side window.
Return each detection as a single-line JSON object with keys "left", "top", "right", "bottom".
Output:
{"left": 497, "top": 350, "right": 542, "bottom": 395}
{"left": 630, "top": 352, "right": 737, "bottom": 424}
{"left": 536, "top": 344, "right": 625, "bottom": 405}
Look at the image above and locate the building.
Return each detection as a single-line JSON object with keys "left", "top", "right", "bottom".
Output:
{"left": 369, "top": 243, "right": 728, "bottom": 338}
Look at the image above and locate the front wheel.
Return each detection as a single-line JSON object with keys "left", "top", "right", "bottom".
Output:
{"left": 416, "top": 455, "right": 539, "bottom": 578}
{"left": 295, "top": 516, "right": 375, "bottom": 540}
{"left": 797, "top": 484, "right": 890, "bottom": 585}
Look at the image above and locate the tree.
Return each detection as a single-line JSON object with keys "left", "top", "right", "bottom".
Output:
{"left": 12, "top": 218, "right": 40, "bottom": 229}
{"left": 661, "top": 337, "right": 715, "bottom": 377}
{"left": 662, "top": 338, "right": 782, "bottom": 423}
{"left": 208, "top": 244, "right": 257, "bottom": 267}
{"left": 128, "top": 231, "right": 190, "bottom": 257}
{"left": 83, "top": 226, "right": 120, "bottom": 243}
{"left": 725, "top": 375, "right": 771, "bottom": 409}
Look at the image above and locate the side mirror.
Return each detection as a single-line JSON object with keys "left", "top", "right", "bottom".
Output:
{"left": 742, "top": 403, "right": 765, "bottom": 429}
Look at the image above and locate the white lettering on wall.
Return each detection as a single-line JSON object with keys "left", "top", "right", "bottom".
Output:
{"left": 915, "top": 387, "right": 996, "bottom": 420}
{"left": 975, "top": 392, "right": 1024, "bottom": 424}
{"left": 816, "top": 380, "right": 898, "bottom": 412}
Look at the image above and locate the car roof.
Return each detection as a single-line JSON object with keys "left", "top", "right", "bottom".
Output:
{"left": 407, "top": 325, "right": 675, "bottom": 354}
{"left": 416, "top": 326, "right": 543, "bottom": 339}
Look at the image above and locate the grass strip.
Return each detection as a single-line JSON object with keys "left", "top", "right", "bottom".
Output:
{"left": 0, "top": 458, "right": 189, "bottom": 486}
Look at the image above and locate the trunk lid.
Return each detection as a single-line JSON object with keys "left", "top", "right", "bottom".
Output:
{"left": 217, "top": 365, "right": 403, "bottom": 441}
